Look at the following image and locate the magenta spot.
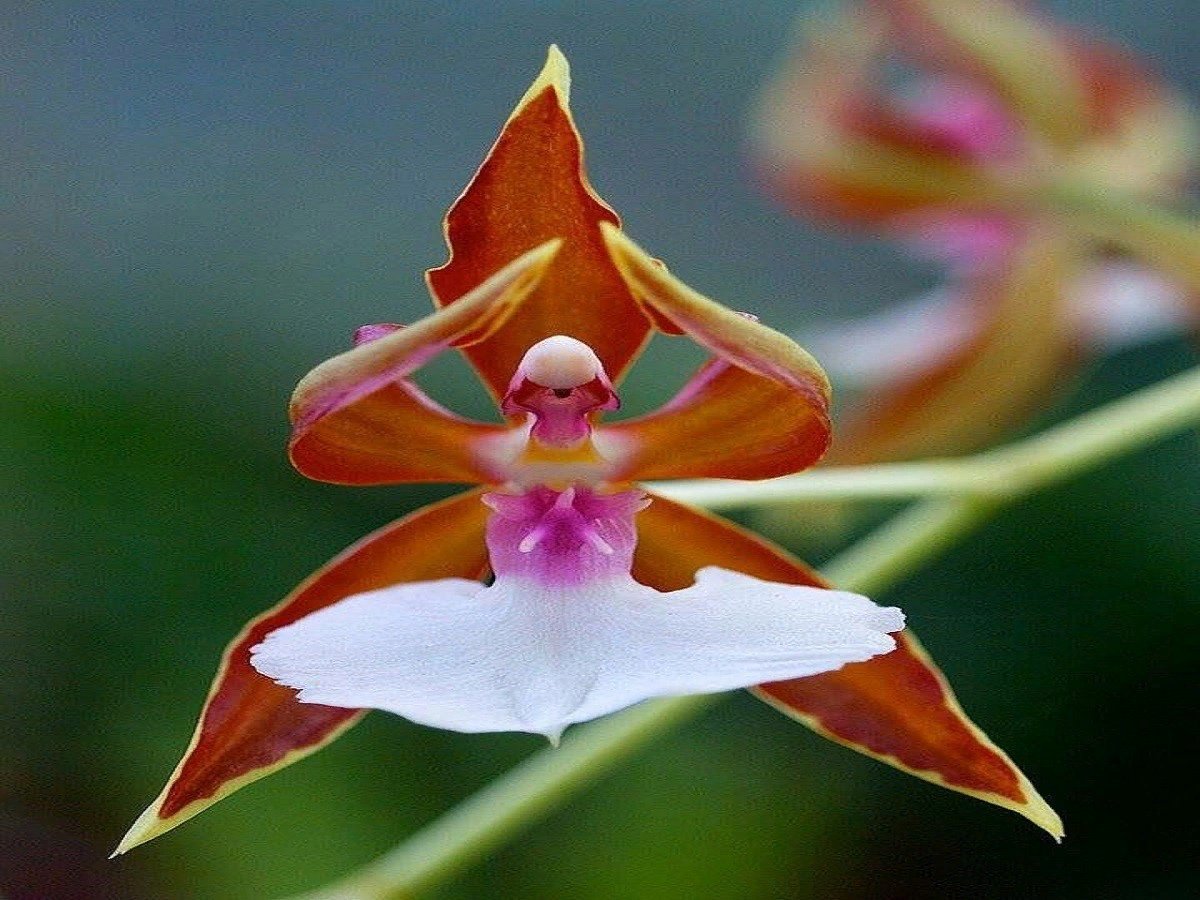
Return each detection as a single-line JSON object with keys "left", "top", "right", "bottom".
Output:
{"left": 353, "top": 323, "right": 404, "bottom": 346}
{"left": 482, "top": 486, "right": 649, "bottom": 586}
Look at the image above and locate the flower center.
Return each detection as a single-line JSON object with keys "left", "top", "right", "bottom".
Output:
{"left": 501, "top": 335, "right": 620, "bottom": 449}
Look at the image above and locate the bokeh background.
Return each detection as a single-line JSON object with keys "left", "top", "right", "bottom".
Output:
{"left": 3, "top": 1, "right": 1199, "bottom": 897}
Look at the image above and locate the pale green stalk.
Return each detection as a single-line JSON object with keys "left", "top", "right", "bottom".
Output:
{"left": 288, "top": 695, "right": 718, "bottom": 900}
{"left": 287, "top": 364, "right": 1200, "bottom": 900}
{"left": 648, "top": 459, "right": 1001, "bottom": 509}
{"left": 652, "top": 364, "right": 1200, "bottom": 510}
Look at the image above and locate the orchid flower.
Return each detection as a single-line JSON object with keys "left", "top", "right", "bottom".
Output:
{"left": 753, "top": 0, "right": 1199, "bottom": 463}
{"left": 117, "top": 48, "right": 1060, "bottom": 854}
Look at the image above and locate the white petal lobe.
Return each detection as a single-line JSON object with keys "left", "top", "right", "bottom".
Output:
{"left": 250, "top": 568, "right": 903, "bottom": 739}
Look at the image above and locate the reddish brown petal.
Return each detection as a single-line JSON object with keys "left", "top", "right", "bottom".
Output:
{"left": 115, "top": 490, "right": 491, "bottom": 853}
{"left": 598, "top": 226, "right": 831, "bottom": 480}
{"left": 633, "top": 493, "right": 1062, "bottom": 838}
{"left": 828, "top": 228, "right": 1083, "bottom": 464}
{"left": 288, "top": 242, "right": 559, "bottom": 484}
{"left": 427, "top": 47, "right": 652, "bottom": 398}
{"left": 292, "top": 240, "right": 558, "bottom": 428}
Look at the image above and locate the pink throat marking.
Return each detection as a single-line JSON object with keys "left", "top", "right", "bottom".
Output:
{"left": 482, "top": 487, "right": 649, "bottom": 587}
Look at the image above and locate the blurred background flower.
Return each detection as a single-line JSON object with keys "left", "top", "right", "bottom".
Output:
{"left": 3, "top": 2, "right": 1199, "bottom": 898}
{"left": 752, "top": 0, "right": 1199, "bottom": 463}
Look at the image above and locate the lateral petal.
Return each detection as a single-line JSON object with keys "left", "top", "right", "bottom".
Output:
{"left": 288, "top": 242, "right": 558, "bottom": 484}
{"left": 290, "top": 380, "right": 509, "bottom": 485}
{"left": 598, "top": 358, "right": 830, "bottom": 481}
{"left": 115, "top": 490, "right": 490, "bottom": 854}
{"left": 633, "top": 493, "right": 1062, "bottom": 838}
{"left": 598, "top": 226, "right": 831, "bottom": 480}
{"left": 427, "top": 47, "right": 652, "bottom": 398}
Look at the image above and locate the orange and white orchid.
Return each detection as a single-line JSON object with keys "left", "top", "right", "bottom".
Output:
{"left": 117, "top": 47, "right": 1060, "bottom": 854}
{"left": 754, "top": 0, "right": 1199, "bottom": 463}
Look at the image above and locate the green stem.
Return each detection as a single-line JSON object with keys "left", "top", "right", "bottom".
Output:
{"left": 286, "top": 364, "right": 1200, "bottom": 900}
{"left": 647, "top": 459, "right": 1001, "bottom": 509}
{"left": 288, "top": 695, "right": 718, "bottom": 900}
{"left": 820, "top": 497, "right": 998, "bottom": 597}
{"left": 651, "top": 364, "right": 1200, "bottom": 510}
{"left": 986, "top": 362, "right": 1200, "bottom": 494}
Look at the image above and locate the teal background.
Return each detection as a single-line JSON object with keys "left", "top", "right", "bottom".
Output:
{"left": 3, "top": 2, "right": 1198, "bottom": 897}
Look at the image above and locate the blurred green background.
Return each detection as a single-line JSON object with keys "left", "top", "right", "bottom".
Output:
{"left": 3, "top": 2, "right": 1198, "bottom": 898}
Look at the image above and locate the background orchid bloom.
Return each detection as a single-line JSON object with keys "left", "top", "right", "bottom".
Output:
{"left": 116, "top": 48, "right": 1061, "bottom": 856}
{"left": 753, "top": 0, "right": 1199, "bottom": 463}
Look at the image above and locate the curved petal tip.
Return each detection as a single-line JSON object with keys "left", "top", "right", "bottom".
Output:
{"left": 512, "top": 45, "right": 571, "bottom": 116}
{"left": 111, "top": 804, "right": 168, "bottom": 857}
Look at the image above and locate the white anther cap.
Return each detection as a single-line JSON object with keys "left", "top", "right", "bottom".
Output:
{"left": 519, "top": 335, "right": 604, "bottom": 389}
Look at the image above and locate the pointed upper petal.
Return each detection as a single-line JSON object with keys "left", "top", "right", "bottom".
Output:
{"left": 251, "top": 567, "right": 900, "bottom": 740}
{"left": 115, "top": 490, "right": 490, "bottom": 854}
{"left": 288, "top": 243, "right": 558, "bottom": 484}
{"left": 633, "top": 492, "right": 1062, "bottom": 838}
{"left": 828, "top": 228, "right": 1083, "bottom": 464}
{"left": 427, "top": 47, "right": 652, "bottom": 398}
{"left": 597, "top": 226, "right": 831, "bottom": 480}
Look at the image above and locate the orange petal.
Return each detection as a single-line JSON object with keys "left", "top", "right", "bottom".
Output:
{"left": 829, "top": 227, "right": 1083, "bottom": 464}
{"left": 288, "top": 242, "right": 559, "bottom": 484}
{"left": 598, "top": 226, "right": 831, "bottom": 480}
{"left": 427, "top": 47, "right": 652, "bottom": 398}
{"left": 752, "top": 6, "right": 1006, "bottom": 226}
{"left": 115, "top": 490, "right": 491, "bottom": 854}
{"left": 290, "top": 380, "right": 509, "bottom": 485}
{"left": 633, "top": 493, "right": 1062, "bottom": 838}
